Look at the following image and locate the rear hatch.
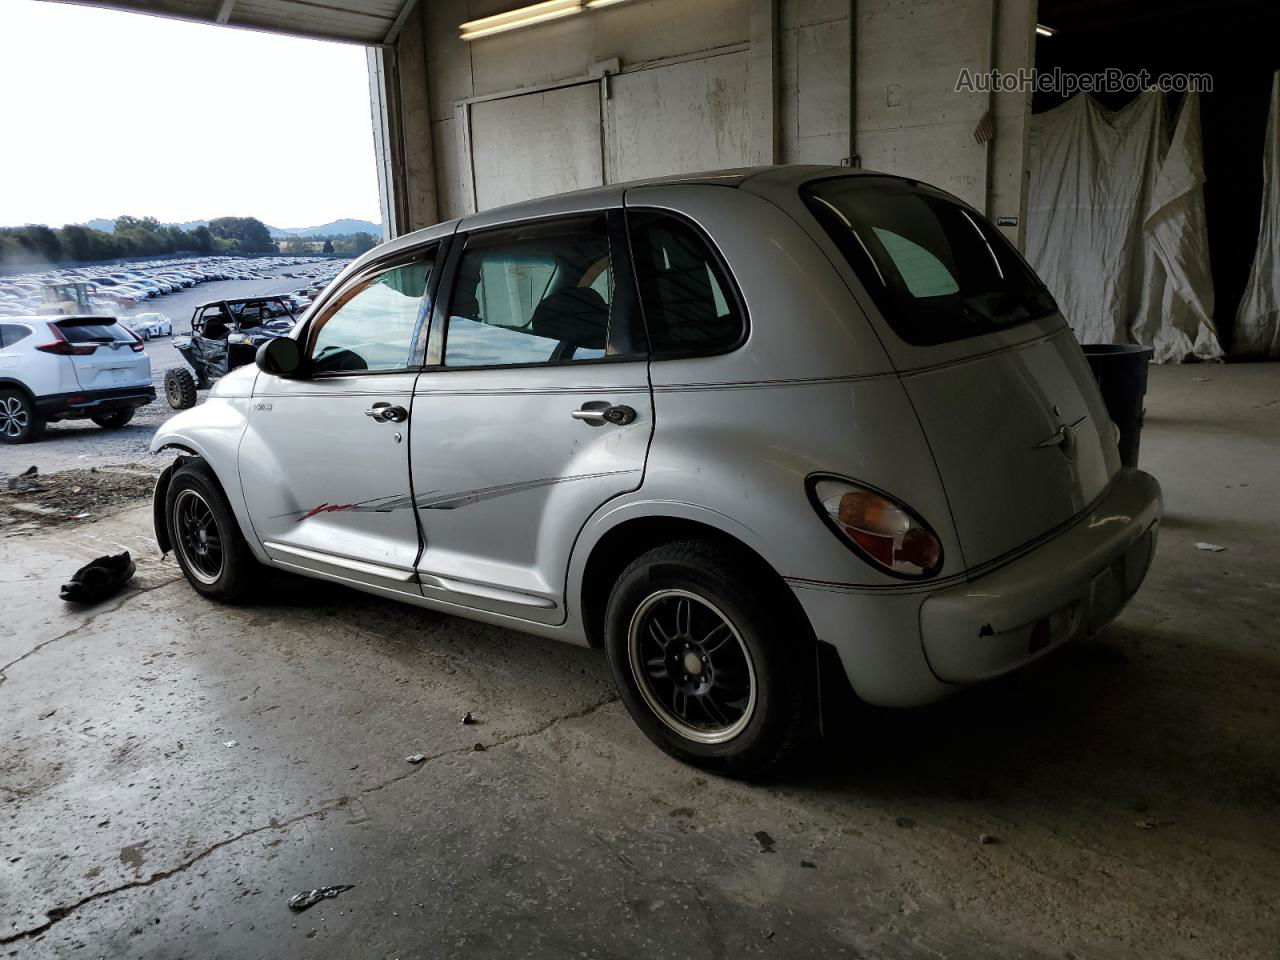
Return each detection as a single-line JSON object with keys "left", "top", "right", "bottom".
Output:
{"left": 803, "top": 175, "right": 1120, "bottom": 569}
{"left": 54, "top": 317, "right": 152, "bottom": 391}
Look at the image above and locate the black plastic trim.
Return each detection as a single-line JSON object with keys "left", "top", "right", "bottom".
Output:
{"left": 35, "top": 386, "right": 157, "bottom": 416}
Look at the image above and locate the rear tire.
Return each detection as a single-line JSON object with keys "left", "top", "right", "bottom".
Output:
{"left": 0, "top": 388, "right": 45, "bottom": 444}
{"left": 164, "top": 367, "right": 198, "bottom": 410}
{"left": 92, "top": 409, "right": 135, "bottom": 429}
{"left": 166, "top": 460, "right": 259, "bottom": 603}
{"left": 603, "top": 539, "right": 810, "bottom": 779}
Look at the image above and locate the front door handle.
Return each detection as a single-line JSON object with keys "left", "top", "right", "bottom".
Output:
{"left": 571, "top": 403, "right": 636, "bottom": 426}
{"left": 365, "top": 402, "right": 408, "bottom": 423}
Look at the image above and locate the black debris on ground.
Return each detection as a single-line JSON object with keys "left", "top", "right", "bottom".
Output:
{"left": 754, "top": 830, "right": 776, "bottom": 853}
{"left": 59, "top": 551, "right": 136, "bottom": 604}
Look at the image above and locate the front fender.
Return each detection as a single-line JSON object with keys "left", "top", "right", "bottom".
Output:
{"left": 150, "top": 396, "right": 266, "bottom": 563}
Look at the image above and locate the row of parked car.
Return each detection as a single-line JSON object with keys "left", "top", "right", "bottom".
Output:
{"left": 0, "top": 255, "right": 351, "bottom": 443}
{"left": 0, "top": 255, "right": 340, "bottom": 317}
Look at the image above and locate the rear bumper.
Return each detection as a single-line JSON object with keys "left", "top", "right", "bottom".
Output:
{"left": 37, "top": 385, "right": 157, "bottom": 419}
{"left": 919, "top": 468, "right": 1161, "bottom": 683}
{"left": 791, "top": 468, "right": 1162, "bottom": 707}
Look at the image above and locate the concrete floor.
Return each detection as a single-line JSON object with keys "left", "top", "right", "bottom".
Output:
{"left": 1, "top": 364, "right": 1277, "bottom": 959}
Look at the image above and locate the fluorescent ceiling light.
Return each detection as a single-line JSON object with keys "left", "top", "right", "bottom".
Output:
{"left": 585, "top": 0, "right": 633, "bottom": 7}
{"left": 460, "top": 0, "right": 583, "bottom": 40}
{"left": 1035, "top": 23, "right": 1058, "bottom": 37}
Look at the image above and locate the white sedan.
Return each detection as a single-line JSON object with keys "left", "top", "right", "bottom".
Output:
{"left": 124, "top": 312, "right": 173, "bottom": 339}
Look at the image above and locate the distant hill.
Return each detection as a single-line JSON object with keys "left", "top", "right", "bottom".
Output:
{"left": 269, "top": 219, "right": 381, "bottom": 238}
{"left": 81, "top": 217, "right": 381, "bottom": 238}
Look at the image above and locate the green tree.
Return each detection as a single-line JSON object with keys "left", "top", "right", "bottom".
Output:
{"left": 191, "top": 225, "right": 215, "bottom": 253}
{"left": 208, "top": 216, "right": 276, "bottom": 254}
{"left": 322, "top": 238, "right": 335, "bottom": 254}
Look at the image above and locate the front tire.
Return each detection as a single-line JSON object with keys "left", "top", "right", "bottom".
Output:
{"left": 92, "top": 409, "right": 135, "bottom": 429}
{"left": 604, "top": 540, "right": 809, "bottom": 778}
{"left": 0, "top": 389, "right": 45, "bottom": 444}
{"left": 166, "top": 460, "right": 259, "bottom": 602}
{"left": 164, "top": 367, "right": 198, "bottom": 410}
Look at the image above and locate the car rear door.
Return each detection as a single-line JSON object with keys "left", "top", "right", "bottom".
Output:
{"left": 407, "top": 209, "right": 652, "bottom": 624}
{"left": 796, "top": 175, "right": 1119, "bottom": 569}
{"left": 239, "top": 236, "right": 448, "bottom": 595}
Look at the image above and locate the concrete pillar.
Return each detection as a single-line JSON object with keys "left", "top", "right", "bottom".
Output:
{"left": 749, "top": 0, "right": 781, "bottom": 164}
{"left": 987, "top": 0, "right": 1036, "bottom": 249}
{"left": 397, "top": 1, "right": 439, "bottom": 232}
{"left": 368, "top": 2, "right": 439, "bottom": 239}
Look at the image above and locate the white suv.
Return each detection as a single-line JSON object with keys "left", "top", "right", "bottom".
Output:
{"left": 0, "top": 315, "right": 156, "bottom": 443}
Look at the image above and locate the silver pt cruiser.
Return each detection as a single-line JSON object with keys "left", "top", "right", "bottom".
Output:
{"left": 152, "top": 166, "right": 1162, "bottom": 776}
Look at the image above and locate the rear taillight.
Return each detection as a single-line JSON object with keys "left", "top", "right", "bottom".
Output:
{"left": 36, "top": 324, "right": 96, "bottom": 356}
{"left": 808, "top": 477, "right": 944, "bottom": 579}
{"left": 126, "top": 330, "right": 145, "bottom": 352}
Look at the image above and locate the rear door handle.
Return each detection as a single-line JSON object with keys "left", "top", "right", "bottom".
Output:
{"left": 571, "top": 404, "right": 636, "bottom": 426}
{"left": 365, "top": 402, "right": 408, "bottom": 423}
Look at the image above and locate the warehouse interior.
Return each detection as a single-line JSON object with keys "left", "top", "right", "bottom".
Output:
{"left": 5, "top": 1, "right": 1278, "bottom": 957}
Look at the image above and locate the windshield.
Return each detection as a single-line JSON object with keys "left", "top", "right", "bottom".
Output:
{"left": 802, "top": 176, "right": 1058, "bottom": 347}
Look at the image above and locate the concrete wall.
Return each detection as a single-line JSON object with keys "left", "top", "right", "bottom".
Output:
{"left": 854, "top": 0, "right": 1035, "bottom": 244}
{"left": 780, "top": 0, "right": 851, "bottom": 164}
{"left": 379, "top": 0, "right": 1036, "bottom": 246}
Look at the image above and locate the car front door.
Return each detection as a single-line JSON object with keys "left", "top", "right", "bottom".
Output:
{"left": 238, "top": 237, "right": 446, "bottom": 596}
{"left": 409, "top": 210, "right": 651, "bottom": 624}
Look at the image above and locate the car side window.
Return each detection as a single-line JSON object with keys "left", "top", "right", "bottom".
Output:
{"left": 627, "top": 211, "right": 743, "bottom": 357}
{"left": 308, "top": 256, "right": 434, "bottom": 374}
{"left": 442, "top": 215, "right": 621, "bottom": 368}
{"left": 0, "top": 323, "right": 30, "bottom": 348}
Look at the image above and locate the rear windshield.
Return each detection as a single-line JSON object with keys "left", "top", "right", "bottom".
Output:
{"left": 802, "top": 176, "right": 1058, "bottom": 346}
{"left": 57, "top": 318, "right": 134, "bottom": 344}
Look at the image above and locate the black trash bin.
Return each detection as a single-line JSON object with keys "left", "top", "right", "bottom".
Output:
{"left": 1081, "top": 344, "right": 1153, "bottom": 468}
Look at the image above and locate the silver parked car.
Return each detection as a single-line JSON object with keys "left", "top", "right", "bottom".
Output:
{"left": 151, "top": 167, "right": 1161, "bottom": 776}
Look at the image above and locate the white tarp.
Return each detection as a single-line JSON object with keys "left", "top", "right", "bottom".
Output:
{"left": 1234, "top": 70, "right": 1280, "bottom": 358}
{"left": 1027, "top": 91, "right": 1223, "bottom": 362}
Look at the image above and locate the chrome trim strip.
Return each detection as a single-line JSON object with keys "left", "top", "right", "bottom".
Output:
{"left": 419, "top": 573, "right": 557, "bottom": 609}
{"left": 895, "top": 328, "right": 1065, "bottom": 379}
{"left": 263, "top": 541, "right": 417, "bottom": 582}
{"left": 652, "top": 372, "right": 892, "bottom": 392}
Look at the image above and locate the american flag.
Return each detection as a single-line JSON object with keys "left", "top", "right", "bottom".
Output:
{"left": 973, "top": 109, "right": 995, "bottom": 144}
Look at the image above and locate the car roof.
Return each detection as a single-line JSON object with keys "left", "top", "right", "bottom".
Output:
{"left": 376, "top": 164, "right": 887, "bottom": 261}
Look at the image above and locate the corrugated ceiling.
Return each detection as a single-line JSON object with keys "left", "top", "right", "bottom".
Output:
{"left": 43, "top": 0, "right": 418, "bottom": 45}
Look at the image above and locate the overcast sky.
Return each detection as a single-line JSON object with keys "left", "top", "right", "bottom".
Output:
{"left": 0, "top": 0, "right": 380, "bottom": 229}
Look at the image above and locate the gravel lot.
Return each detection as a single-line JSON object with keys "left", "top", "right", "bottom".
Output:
{"left": 0, "top": 272, "right": 314, "bottom": 479}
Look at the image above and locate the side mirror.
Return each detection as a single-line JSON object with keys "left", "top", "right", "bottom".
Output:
{"left": 256, "top": 337, "right": 303, "bottom": 377}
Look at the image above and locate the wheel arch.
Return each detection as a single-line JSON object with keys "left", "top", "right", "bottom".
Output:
{"left": 576, "top": 509, "right": 812, "bottom": 652}
{"left": 0, "top": 378, "right": 37, "bottom": 402}
{"left": 153, "top": 440, "right": 261, "bottom": 562}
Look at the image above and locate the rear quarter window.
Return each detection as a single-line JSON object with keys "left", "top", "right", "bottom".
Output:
{"left": 627, "top": 211, "right": 744, "bottom": 357}
{"left": 0, "top": 323, "right": 32, "bottom": 348}
{"left": 802, "top": 176, "right": 1058, "bottom": 347}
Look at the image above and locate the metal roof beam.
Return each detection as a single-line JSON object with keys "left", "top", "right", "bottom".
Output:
{"left": 382, "top": 0, "right": 418, "bottom": 44}
{"left": 215, "top": 0, "right": 235, "bottom": 24}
